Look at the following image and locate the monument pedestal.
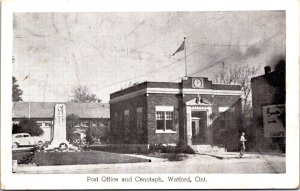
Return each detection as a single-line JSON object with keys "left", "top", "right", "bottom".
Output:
{"left": 46, "top": 104, "right": 77, "bottom": 151}
{"left": 46, "top": 140, "right": 72, "bottom": 150}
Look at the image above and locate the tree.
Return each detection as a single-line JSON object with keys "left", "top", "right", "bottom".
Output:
{"left": 12, "top": 119, "right": 44, "bottom": 136}
{"left": 213, "top": 63, "right": 260, "bottom": 116}
{"left": 85, "top": 120, "right": 110, "bottom": 145}
{"left": 69, "top": 85, "right": 101, "bottom": 103}
{"left": 12, "top": 76, "right": 23, "bottom": 101}
{"left": 66, "top": 114, "right": 81, "bottom": 143}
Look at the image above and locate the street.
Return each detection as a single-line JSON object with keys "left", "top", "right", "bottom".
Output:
{"left": 15, "top": 152, "right": 285, "bottom": 174}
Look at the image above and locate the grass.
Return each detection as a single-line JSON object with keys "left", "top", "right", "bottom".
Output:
{"left": 90, "top": 145, "right": 193, "bottom": 162}
{"left": 34, "top": 151, "right": 150, "bottom": 166}
{"left": 12, "top": 152, "right": 35, "bottom": 164}
{"left": 144, "top": 152, "right": 189, "bottom": 161}
{"left": 145, "top": 152, "right": 171, "bottom": 159}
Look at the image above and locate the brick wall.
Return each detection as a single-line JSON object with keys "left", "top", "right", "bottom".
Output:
{"left": 251, "top": 76, "right": 278, "bottom": 125}
{"left": 147, "top": 94, "right": 180, "bottom": 144}
{"left": 110, "top": 78, "right": 242, "bottom": 146}
{"left": 110, "top": 94, "right": 148, "bottom": 144}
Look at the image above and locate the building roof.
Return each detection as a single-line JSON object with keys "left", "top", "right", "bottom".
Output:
{"left": 13, "top": 102, "right": 110, "bottom": 119}
{"left": 110, "top": 77, "right": 241, "bottom": 99}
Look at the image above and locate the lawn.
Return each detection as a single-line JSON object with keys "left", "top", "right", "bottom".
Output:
{"left": 33, "top": 151, "right": 150, "bottom": 166}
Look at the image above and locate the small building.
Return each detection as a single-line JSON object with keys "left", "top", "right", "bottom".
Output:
{"left": 251, "top": 62, "right": 286, "bottom": 152}
{"left": 110, "top": 77, "right": 242, "bottom": 152}
{"left": 12, "top": 102, "right": 110, "bottom": 142}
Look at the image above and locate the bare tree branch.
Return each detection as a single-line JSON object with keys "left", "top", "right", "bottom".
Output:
{"left": 213, "top": 63, "right": 260, "bottom": 116}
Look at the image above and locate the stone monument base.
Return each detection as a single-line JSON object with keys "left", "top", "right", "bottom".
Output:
{"left": 46, "top": 139, "right": 78, "bottom": 151}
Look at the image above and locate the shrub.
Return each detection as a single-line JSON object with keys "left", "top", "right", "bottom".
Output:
{"left": 168, "top": 153, "right": 187, "bottom": 161}
{"left": 12, "top": 119, "right": 44, "bottom": 136}
{"left": 174, "top": 141, "right": 196, "bottom": 154}
{"left": 182, "top": 145, "right": 196, "bottom": 154}
{"left": 149, "top": 144, "right": 175, "bottom": 153}
{"left": 149, "top": 142, "right": 195, "bottom": 154}
{"left": 12, "top": 152, "right": 35, "bottom": 164}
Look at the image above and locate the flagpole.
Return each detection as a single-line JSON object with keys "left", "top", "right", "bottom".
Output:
{"left": 184, "top": 37, "right": 187, "bottom": 77}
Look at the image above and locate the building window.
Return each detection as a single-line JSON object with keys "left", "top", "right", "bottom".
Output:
{"left": 156, "top": 111, "right": 165, "bottom": 130}
{"left": 165, "top": 112, "right": 173, "bottom": 130}
{"left": 92, "top": 122, "right": 99, "bottom": 127}
{"left": 44, "top": 122, "right": 52, "bottom": 127}
{"left": 81, "top": 121, "right": 89, "bottom": 128}
{"left": 155, "top": 106, "right": 175, "bottom": 132}
{"left": 136, "top": 107, "right": 143, "bottom": 132}
{"left": 37, "top": 122, "right": 43, "bottom": 128}
{"left": 124, "top": 110, "right": 130, "bottom": 141}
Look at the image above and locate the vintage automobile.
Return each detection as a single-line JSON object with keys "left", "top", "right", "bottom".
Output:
{"left": 12, "top": 133, "right": 44, "bottom": 148}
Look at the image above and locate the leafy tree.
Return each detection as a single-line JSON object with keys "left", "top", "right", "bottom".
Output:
{"left": 213, "top": 63, "right": 260, "bottom": 116}
{"left": 66, "top": 114, "right": 81, "bottom": 142}
{"left": 12, "top": 76, "right": 23, "bottom": 101}
{"left": 86, "top": 126, "right": 103, "bottom": 145}
{"left": 69, "top": 85, "right": 101, "bottom": 103}
{"left": 12, "top": 119, "right": 44, "bottom": 136}
{"left": 86, "top": 120, "right": 110, "bottom": 145}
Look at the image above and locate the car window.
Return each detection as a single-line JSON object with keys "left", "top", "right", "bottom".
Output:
{"left": 15, "top": 135, "right": 23, "bottom": 138}
{"left": 23, "top": 134, "right": 29, "bottom": 137}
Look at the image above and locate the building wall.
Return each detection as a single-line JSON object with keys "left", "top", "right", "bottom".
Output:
{"left": 251, "top": 70, "right": 286, "bottom": 152}
{"left": 110, "top": 77, "right": 242, "bottom": 147}
{"left": 110, "top": 94, "right": 148, "bottom": 144}
{"left": 251, "top": 77, "right": 278, "bottom": 125}
{"left": 146, "top": 93, "right": 180, "bottom": 144}
{"left": 183, "top": 94, "right": 242, "bottom": 149}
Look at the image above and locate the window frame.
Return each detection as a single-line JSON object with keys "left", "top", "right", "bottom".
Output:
{"left": 136, "top": 107, "right": 143, "bottom": 133}
{"left": 123, "top": 110, "right": 130, "bottom": 141}
{"left": 155, "top": 106, "right": 176, "bottom": 133}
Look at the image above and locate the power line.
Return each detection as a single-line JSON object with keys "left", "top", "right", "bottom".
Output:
{"left": 93, "top": 45, "right": 206, "bottom": 91}
{"left": 170, "top": 57, "right": 228, "bottom": 82}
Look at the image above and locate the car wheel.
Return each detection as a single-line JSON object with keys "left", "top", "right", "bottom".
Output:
{"left": 12, "top": 142, "right": 19, "bottom": 148}
{"left": 37, "top": 141, "right": 43, "bottom": 146}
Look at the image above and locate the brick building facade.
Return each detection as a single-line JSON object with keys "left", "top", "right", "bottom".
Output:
{"left": 251, "top": 63, "right": 286, "bottom": 152}
{"left": 110, "top": 77, "right": 242, "bottom": 151}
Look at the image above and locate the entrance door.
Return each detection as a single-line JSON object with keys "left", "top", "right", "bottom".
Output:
{"left": 191, "top": 111, "right": 207, "bottom": 144}
{"left": 192, "top": 119, "right": 199, "bottom": 144}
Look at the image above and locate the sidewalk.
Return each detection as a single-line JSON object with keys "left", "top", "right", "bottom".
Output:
{"left": 122, "top": 153, "right": 167, "bottom": 162}
{"left": 198, "top": 152, "right": 259, "bottom": 159}
{"left": 198, "top": 151, "right": 285, "bottom": 159}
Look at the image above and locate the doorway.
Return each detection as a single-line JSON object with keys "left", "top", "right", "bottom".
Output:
{"left": 191, "top": 111, "right": 207, "bottom": 144}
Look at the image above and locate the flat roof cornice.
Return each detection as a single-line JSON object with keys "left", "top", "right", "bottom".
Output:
{"left": 110, "top": 87, "right": 242, "bottom": 103}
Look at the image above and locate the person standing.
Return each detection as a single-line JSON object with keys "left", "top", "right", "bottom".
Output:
{"left": 239, "top": 132, "right": 247, "bottom": 158}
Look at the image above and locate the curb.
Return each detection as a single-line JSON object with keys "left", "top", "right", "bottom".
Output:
{"left": 198, "top": 152, "right": 260, "bottom": 160}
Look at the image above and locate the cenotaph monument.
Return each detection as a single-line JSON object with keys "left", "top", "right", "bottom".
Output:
{"left": 46, "top": 104, "right": 75, "bottom": 150}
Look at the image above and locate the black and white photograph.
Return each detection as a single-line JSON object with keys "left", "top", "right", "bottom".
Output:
{"left": 1, "top": 0, "right": 299, "bottom": 189}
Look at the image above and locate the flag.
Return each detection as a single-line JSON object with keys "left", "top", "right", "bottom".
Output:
{"left": 172, "top": 40, "right": 185, "bottom": 56}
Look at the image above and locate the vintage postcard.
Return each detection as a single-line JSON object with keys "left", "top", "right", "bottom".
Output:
{"left": 1, "top": 0, "right": 299, "bottom": 189}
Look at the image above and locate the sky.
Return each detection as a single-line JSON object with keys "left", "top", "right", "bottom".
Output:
{"left": 13, "top": 11, "right": 286, "bottom": 103}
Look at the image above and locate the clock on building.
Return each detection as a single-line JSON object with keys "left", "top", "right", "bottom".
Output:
{"left": 192, "top": 78, "right": 204, "bottom": 88}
